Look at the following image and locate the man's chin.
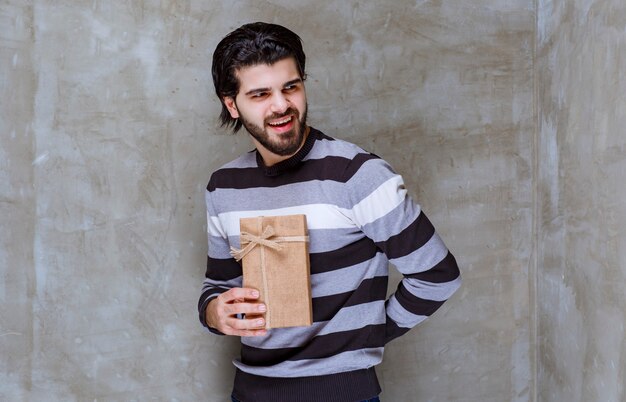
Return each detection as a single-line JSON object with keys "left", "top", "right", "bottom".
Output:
{"left": 271, "top": 141, "right": 302, "bottom": 156}
{"left": 243, "top": 118, "right": 307, "bottom": 158}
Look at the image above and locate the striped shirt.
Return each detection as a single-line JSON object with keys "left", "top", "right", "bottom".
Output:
{"left": 198, "top": 128, "right": 461, "bottom": 402}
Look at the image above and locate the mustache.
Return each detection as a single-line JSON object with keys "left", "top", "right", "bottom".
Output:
{"left": 265, "top": 108, "right": 299, "bottom": 122}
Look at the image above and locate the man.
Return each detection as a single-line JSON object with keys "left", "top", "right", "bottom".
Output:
{"left": 198, "top": 22, "right": 461, "bottom": 402}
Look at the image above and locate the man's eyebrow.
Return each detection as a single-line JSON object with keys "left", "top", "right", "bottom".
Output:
{"left": 243, "top": 78, "right": 303, "bottom": 96}
{"left": 283, "top": 78, "right": 303, "bottom": 87}
{"left": 244, "top": 87, "right": 270, "bottom": 96}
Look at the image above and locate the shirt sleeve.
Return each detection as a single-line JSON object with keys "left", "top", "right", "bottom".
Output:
{"left": 197, "top": 188, "right": 243, "bottom": 334}
{"left": 344, "top": 155, "right": 461, "bottom": 344}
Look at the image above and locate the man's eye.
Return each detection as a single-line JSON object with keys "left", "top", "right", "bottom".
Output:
{"left": 251, "top": 92, "right": 268, "bottom": 98}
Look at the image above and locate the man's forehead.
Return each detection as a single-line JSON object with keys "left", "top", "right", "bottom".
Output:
{"left": 235, "top": 58, "right": 301, "bottom": 89}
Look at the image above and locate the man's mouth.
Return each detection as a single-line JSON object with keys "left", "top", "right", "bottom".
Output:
{"left": 267, "top": 115, "right": 293, "bottom": 128}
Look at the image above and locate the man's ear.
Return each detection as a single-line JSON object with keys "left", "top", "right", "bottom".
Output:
{"left": 223, "top": 97, "right": 239, "bottom": 119}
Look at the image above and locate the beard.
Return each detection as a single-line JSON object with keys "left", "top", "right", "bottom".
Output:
{"left": 239, "top": 105, "right": 308, "bottom": 157}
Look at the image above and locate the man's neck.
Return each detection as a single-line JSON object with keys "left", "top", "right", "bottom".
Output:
{"left": 256, "top": 125, "right": 311, "bottom": 167}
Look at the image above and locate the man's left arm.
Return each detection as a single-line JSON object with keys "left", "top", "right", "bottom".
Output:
{"left": 378, "top": 209, "right": 461, "bottom": 344}
{"left": 347, "top": 156, "right": 462, "bottom": 344}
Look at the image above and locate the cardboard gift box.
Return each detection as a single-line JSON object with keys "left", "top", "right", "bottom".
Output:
{"left": 231, "top": 214, "right": 312, "bottom": 329}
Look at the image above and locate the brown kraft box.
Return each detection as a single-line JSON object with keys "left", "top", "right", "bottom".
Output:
{"left": 233, "top": 214, "right": 312, "bottom": 329}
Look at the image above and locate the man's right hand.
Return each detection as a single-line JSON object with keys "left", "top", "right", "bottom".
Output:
{"left": 205, "top": 287, "right": 268, "bottom": 337}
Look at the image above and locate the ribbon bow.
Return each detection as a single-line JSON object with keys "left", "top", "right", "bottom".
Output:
{"left": 230, "top": 226, "right": 285, "bottom": 261}
{"left": 230, "top": 225, "right": 308, "bottom": 262}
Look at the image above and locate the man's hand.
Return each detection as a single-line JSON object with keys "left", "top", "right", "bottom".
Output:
{"left": 205, "top": 288, "right": 268, "bottom": 337}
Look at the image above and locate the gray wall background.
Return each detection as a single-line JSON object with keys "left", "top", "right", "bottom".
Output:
{"left": 537, "top": 0, "right": 626, "bottom": 401}
{"left": 0, "top": 0, "right": 623, "bottom": 401}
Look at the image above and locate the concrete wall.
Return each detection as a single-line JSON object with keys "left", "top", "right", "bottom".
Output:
{"left": 536, "top": 0, "right": 626, "bottom": 401}
{"left": 1, "top": 1, "right": 37, "bottom": 397}
{"left": 0, "top": 0, "right": 622, "bottom": 401}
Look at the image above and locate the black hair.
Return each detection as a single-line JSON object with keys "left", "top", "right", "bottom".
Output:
{"left": 211, "top": 22, "right": 306, "bottom": 133}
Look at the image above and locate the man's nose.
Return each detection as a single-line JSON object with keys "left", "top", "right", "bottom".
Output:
{"left": 270, "top": 92, "right": 289, "bottom": 114}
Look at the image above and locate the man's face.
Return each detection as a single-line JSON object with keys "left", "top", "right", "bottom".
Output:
{"left": 223, "top": 57, "right": 308, "bottom": 164}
